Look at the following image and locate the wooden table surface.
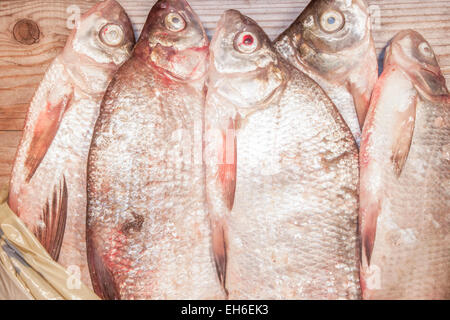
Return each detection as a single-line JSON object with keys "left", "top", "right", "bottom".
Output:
{"left": 0, "top": 0, "right": 449, "bottom": 186}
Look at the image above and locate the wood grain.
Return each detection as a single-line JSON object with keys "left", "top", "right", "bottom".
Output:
{"left": 0, "top": 0, "right": 449, "bottom": 185}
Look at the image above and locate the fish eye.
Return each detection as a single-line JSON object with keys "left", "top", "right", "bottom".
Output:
{"left": 418, "top": 42, "right": 434, "bottom": 58}
{"left": 234, "top": 31, "right": 259, "bottom": 54}
{"left": 319, "top": 9, "right": 344, "bottom": 33}
{"left": 99, "top": 23, "right": 124, "bottom": 47}
{"left": 165, "top": 12, "right": 186, "bottom": 32}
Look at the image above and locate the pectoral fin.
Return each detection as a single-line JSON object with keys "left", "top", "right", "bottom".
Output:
{"left": 211, "top": 218, "right": 228, "bottom": 291}
{"left": 211, "top": 118, "right": 236, "bottom": 292}
{"left": 348, "top": 79, "right": 374, "bottom": 129}
{"left": 361, "top": 200, "right": 381, "bottom": 266}
{"left": 218, "top": 118, "right": 237, "bottom": 210}
{"left": 391, "top": 95, "right": 417, "bottom": 177}
{"left": 408, "top": 67, "right": 449, "bottom": 101}
{"left": 36, "top": 175, "right": 68, "bottom": 261}
{"left": 347, "top": 49, "right": 378, "bottom": 128}
{"left": 87, "top": 240, "right": 120, "bottom": 300}
{"left": 24, "top": 90, "right": 74, "bottom": 183}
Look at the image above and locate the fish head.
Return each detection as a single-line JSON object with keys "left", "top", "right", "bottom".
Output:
{"left": 385, "top": 30, "right": 449, "bottom": 99}
{"left": 208, "top": 10, "right": 285, "bottom": 110}
{"left": 136, "top": 0, "right": 209, "bottom": 81}
{"left": 276, "top": 0, "right": 372, "bottom": 80}
{"left": 65, "top": 0, "right": 135, "bottom": 67}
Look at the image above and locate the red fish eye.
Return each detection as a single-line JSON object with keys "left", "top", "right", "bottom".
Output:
{"left": 234, "top": 32, "right": 258, "bottom": 53}
{"left": 243, "top": 34, "right": 253, "bottom": 45}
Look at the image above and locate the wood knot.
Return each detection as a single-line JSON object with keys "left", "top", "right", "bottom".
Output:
{"left": 13, "top": 19, "right": 40, "bottom": 45}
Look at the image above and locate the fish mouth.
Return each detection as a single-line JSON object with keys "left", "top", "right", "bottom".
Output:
{"left": 84, "top": 0, "right": 122, "bottom": 17}
{"left": 151, "top": 43, "right": 209, "bottom": 81}
{"left": 210, "top": 10, "right": 240, "bottom": 49}
{"left": 96, "top": 0, "right": 134, "bottom": 33}
{"left": 207, "top": 53, "right": 286, "bottom": 113}
{"left": 98, "top": 0, "right": 124, "bottom": 14}
{"left": 415, "top": 66, "right": 449, "bottom": 96}
{"left": 417, "top": 62, "right": 444, "bottom": 80}
{"left": 404, "top": 62, "right": 449, "bottom": 99}
{"left": 218, "top": 9, "right": 243, "bottom": 26}
{"left": 302, "top": 26, "right": 353, "bottom": 54}
{"left": 291, "top": 41, "right": 318, "bottom": 73}
{"left": 290, "top": 40, "right": 341, "bottom": 80}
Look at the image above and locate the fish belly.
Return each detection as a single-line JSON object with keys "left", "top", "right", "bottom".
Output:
{"left": 224, "top": 82, "right": 360, "bottom": 299}
{"left": 362, "top": 99, "right": 450, "bottom": 299}
{"left": 9, "top": 88, "right": 99, "bottom": 289}
{"left": 87, "top": 60, "right": 224, "bottom": 299}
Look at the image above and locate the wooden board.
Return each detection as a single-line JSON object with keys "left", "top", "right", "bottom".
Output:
{"left": 0, "top": 0, "right": 449, "bottom": 186}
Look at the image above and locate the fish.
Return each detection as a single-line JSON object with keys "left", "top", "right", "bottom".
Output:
{"left": 86, "top": 0, "right": 225, "bottom": 300}
{"left": 359, "top": 30, "right": 450, "bottom": 299}
{"left": 8, "top": 0, "right": 135, "bottom": 288}
{"left": 205, "top": 9, "right": 361, "bottom": 299}
{"left": 274, "top": 0, "right": 378, "bottom": 146}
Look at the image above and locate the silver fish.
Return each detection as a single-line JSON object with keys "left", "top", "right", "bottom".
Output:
{"left": 360, "top": 30, "right": 450, "bottom": 299}
{"left": 86, "top": 0, "right": 225, "bottom": 299}
{"left": 8, "top": 0, "right": 134, "bottom": 288}
{"left": 274, "top": 0, "right": 378, "bottom": 146}
{"left": 205, "top": 9, "right": 361, "bottom": 299}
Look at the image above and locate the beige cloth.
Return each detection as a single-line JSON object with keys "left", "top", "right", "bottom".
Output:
{"left": 0, "top": 186, "right": 99, "bottom": 300}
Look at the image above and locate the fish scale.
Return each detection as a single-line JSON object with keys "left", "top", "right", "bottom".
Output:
{"left": 274, "top": 0, "right": 378, "bottom": 146}
{"left": 8, "top": 0, "right": 135, "bottom": 289}
{"left": 360, "top": 30, "right": 450, "bottom": 299}
{"left": 205, "top": 9, "right": 360, "bottom": 300}
{"left": 87, "top": 0, "right": 225, "bottom": 300}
